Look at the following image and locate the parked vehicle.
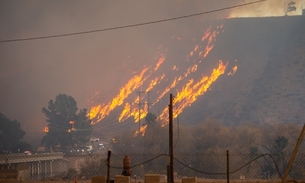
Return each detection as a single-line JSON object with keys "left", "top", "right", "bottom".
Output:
{"left": 24, "top": 150, "right": 31, "bottom": 155}
{"left": 86, "top": 145, "right": 93, "bottom": 152}
{"left": 90, "top": 137, "right": 99, "bottom": 142}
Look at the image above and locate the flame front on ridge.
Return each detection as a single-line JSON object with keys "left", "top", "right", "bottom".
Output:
{"left": 88, "top": 24, "right": 237, "bottom": 131}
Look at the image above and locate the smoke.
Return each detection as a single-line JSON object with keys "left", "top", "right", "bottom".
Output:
{"left": 229, "top": 0, "right": 304, "bottom": 17}
{"left": 0, "top": 0, "right": 297, "bottom": 145}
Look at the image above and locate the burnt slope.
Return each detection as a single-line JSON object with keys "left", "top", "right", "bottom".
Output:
{"left": 181, "top": 16, "right": 305, "bottom": 125}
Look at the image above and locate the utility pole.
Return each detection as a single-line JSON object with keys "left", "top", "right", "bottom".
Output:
{"left": 145, "top": 91, "right": 153, "bottom": 116}
{"left": 137, "top": 91, "right": 153, "bottom": 130}
{"left": 227, "top": 150, "right": 230, "bottom": 183}
{"left": 147, "top": 91, "right": 151, "bottom": 113}
{"left": 136, "top": 91, "right": 145, "bottom": 131}
{"left": 107, "top": 150, "right": 111, "bottom": 183}
{"left": 157, "top": 98, "right": 160, "bottom": 119}
{"left": 281, "top": 123, "right": 305, "bottom": 183}
{"left": 168, "top": 93, "right": 174, "bottom": 183}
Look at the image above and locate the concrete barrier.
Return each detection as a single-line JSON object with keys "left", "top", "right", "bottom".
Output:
{"left": 92, "top": 176, "right": 106, "bottom": 183}
{"left": 115, "top": 175, "right": 130, "bottom": 183}
{"left": 0, "top": 169, "right": 18, "bottom": 179}
{"left": 182, "top": 177, "right": 197, "bottom": 183}
{"left": 145, "top": 174, "right": 160, "bottom": 183}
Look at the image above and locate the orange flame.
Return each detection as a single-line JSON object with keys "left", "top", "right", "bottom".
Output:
{"left": 184, "top": 64, "right": 198, "bottom": 77}
{"left": 89, "top": 67, "right": 150, "bottom": 125}
{"left": 134, "top": 124, "right": 148, "bottom": 136}
{"left": 119, "top": 74, "right": 165, "bottom": 122}
{"left": 88, "top": 24, "right": 230, "bottom": 129}
{"left": 152, "top": 25, "right": 225, "bottom": 111}
{"left": 228, "top": 65, "right": 238, "bottom": 76}
{"left": 159, "top": 61, "right": 227, "bottom": 124}
{"left": 145, "top": 74, "right": 165, "bottom": 93}
{"left": 44, "top": 127, "right": 49, "bottom": 133}
{"left": 119, "top": 102, "right": 131, "bottom": 122}
{"left": 201, "top": 26, "right": 212, "bottom": 41}
{"left": 119, "top": 96, "right": 149, "bottom": 122}
{"left": 118, "top": 29, "right": 222, "bottom": 123}
{"left": 190, "top": 45, "right": 199, "bottom": 57}
{"left": 154, "top": 56, "right": 165, "bottom": 71}
{"left": 90, "top": 55, "right": 166, "bottom": 125}
{"left": 172, "top": 65, "right": 178, "bottom": 71}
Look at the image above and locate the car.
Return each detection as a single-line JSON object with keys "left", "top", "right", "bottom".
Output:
{"left": 90, "top": 137, "right": 100, "bottom": 142}
{"left": 24, "top": 150, "right": 31, "bottom": 155}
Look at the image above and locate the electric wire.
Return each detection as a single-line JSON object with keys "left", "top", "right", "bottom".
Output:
{"left": 3, "top": 0, "right": 270, "bottom": 159}
{"left": 0, "top": 0, "right": 266, "bottom": 43}
{"left": 173, "top": 153, "right": 282, "bottom": 176}
{"left": 91, "top": 118, "right": 135, "bottom": 131}
{"left": 104, "top": 152, "right": 281, "bottom": 176}
{"left": 229, "top": 153, "right": 282, "bottom": 178}
{"left": 106, "top": 153, "right": 168, "bottom": 169}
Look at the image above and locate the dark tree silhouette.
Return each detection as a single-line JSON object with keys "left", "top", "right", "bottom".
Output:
{"left": 144, "top": 112, "right": 157, "bottom": 126}
{"left": 41, "top": 94, "right": 92, "bottom": 151}
{"left": 0, "top": 113, "right": 30, "bottom": 153}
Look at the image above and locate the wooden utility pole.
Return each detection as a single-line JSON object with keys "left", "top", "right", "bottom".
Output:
{"left": 107, "top": 150, "right": 111, "bottom": 183}
{"left": 281, "top": 123, "right": 305, "bottom": 183}
{"left": 168, "top": 93, "right": 174, "bottom": 183}
{"left": 227, "top": 150, "right": 230, "bottom": 183}
{"left": 147, "top": 91, "right": 151, "bottom": 113}
{"left": 136, "top": 91, "right": 145, "bottom": 131}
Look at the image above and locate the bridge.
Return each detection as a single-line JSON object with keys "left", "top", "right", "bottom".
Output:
{"left": 0, "top": 152, "right": 66, "bottom": 180}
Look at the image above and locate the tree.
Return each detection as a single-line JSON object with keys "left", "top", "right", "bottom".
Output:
{"left": 247, "top": 146, "right": 261, "bottom": 178}
{"left": 272, "top": 136, "right": 288, "bottom": 154}
{"left": 144, "top": 112, "right": 157, "bottom": 126}
{"left": 41, "top": 94, "right": 92, "bottom": 151}
{"left": 0, "top": 113, "right": 31, "bottom": 153}
{"left": 262, "top": 136, "right": 288, "bottom": 178}
{"left": 272, "top": 136, "right": 288, "bottom": 173}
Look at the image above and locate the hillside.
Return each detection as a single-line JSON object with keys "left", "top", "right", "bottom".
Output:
{"left": 90, "top": 15, "right": 305, "bottom": 140}
{"left": 181, "top": 16, "right": 305, "bottom": 125}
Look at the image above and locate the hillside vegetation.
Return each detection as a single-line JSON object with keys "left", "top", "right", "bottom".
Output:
{"left": 183, "top": 16, "right": 305, "bottom": 125}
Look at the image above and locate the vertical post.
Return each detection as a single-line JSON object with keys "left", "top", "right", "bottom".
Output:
{"left": 138, "top": 92, "right": 141, "bottom": 131}
{"left": 158, "top": 98, "right": 160, "bottom": 119}
{"left": 137, "top": 91, "right": 145, "bottom": 131}
{"left": 227, "top": 150, "right": 230, "bottom": 183}
{"left": 281, "top": 123, "right": 305, "bottom": 183}
{"left": 38, "top": 161, "right": 40, "bottom": 178}
{"left": 168, "top": 93, "right": 174, "bottom": 183}
{"left": 50, "top": 161, "right": 53, "bottom": 177}
{"left": 107, "top": 150, "right": 111, "bottom": 183}
{"left": 147, "top": 91, "right": 150, "bottom": 113}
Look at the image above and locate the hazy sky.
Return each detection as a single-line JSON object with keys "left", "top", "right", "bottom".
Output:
{"left": 0, "top": 0, "right": 303, "bottom": 142}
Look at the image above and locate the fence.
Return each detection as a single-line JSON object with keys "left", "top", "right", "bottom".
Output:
{"left": 0, "top": 151, "right": 304, "bottom": 183}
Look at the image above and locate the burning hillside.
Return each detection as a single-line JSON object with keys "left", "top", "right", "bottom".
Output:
{"left": 88, "top": 23, "right": 238, "bottom": 128}
{"left": 87, "top": 14, "right": 305, "bottom": 138}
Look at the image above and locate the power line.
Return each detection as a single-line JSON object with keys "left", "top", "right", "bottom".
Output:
{"left": 0, "top": 0, "right": 266, "bottom": 43}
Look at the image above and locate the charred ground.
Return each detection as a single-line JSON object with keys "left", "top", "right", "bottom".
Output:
{"left": 181, "top": 15, "right": 305, "bottom": 126}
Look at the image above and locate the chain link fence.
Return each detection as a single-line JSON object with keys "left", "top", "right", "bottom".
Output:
{"left": 1, "top": 151, "right": 305, "bottom": 183}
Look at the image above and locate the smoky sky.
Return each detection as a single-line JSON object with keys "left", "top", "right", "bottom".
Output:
{"left": 0, "top": 0, "right": 303, "bottom": 142}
